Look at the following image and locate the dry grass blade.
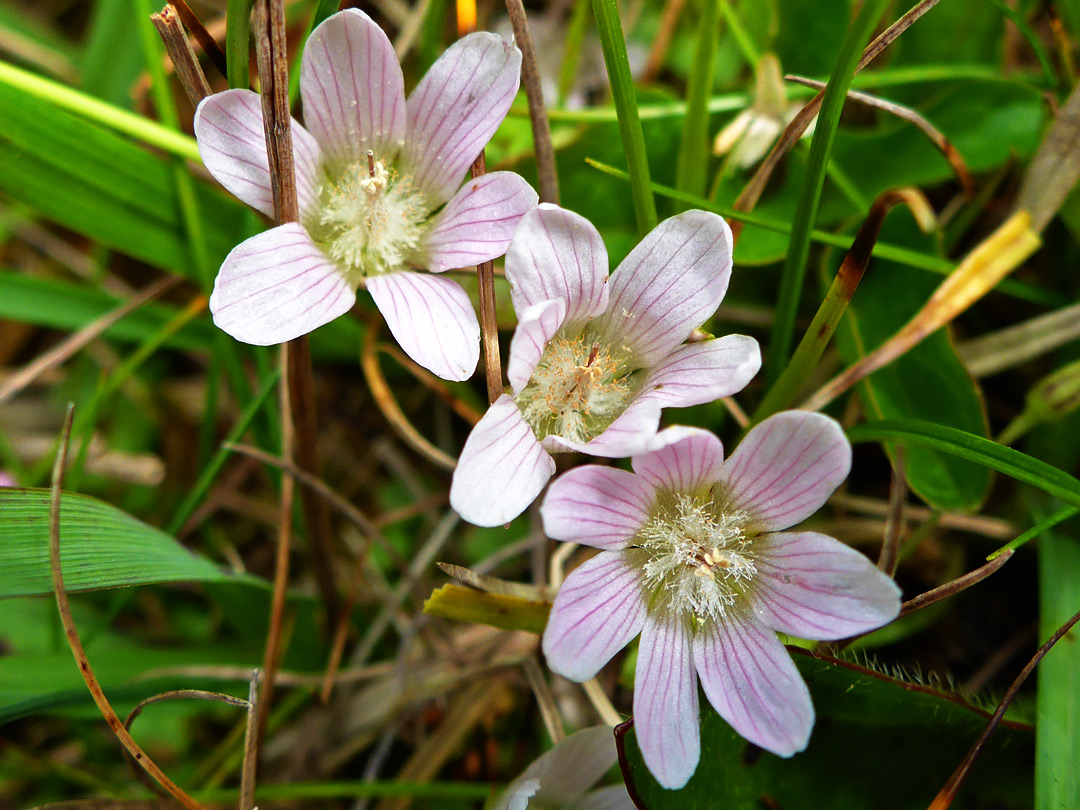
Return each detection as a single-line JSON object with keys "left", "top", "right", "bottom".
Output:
{"left": 239, "top": 669, "right": 261, "bottom": 810}
{"left": 377, "top": 344, "right": 483, "bottom": 425}
{"left": 168, "top": 0, "right": 228, "bottom": 77}
{"left": 523, "top": 656, "right": 566, "bottom": 742}
{"left": 877, "top": 448, "right": 906, "bottom": 576}
{"left": 642, "top": 0, "right": 688, "bottom": 82}
{"left": 471, "top": 151, "right": 505, "bottom": 406}
{"left": 731, "top": 0, "right": 941, "bottom": 237}
{"left": 786, "top": 74, "right": 973, "bottom": 196}
{"left": 361, "top": 318, "right": 457, "bottom": 471}
{"left": 0, "top": 277, "right": 179, "bottom": 406}
{"left": 802, "top": 210, "right": 1040, "bottom": 412}
{"left": 151, "top": 6, "right": 211, "bottom": 106}
{"left": 958, "top": 301, "right": 1080, "bottom": 378}
{"left": 47, "top": 405, "right": 207, "bottom": 810}
{"left": 925, "top": 604, "right": 1080, "bottom": 810}
{"left": 436, "top": 561, "right": 546, "bottom": 600}
{"left": 1017, "top": 82, "right": 1080, "bottom": 232}
{"left": 900, "top": 550, "right": 1014, "bottom": 618}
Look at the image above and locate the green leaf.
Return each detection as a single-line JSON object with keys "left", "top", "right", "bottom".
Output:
{"left": 423, "top": 584, "right": 550, "bottom": 635}
{"left": 620, "top": 651, "right": 1032, "bottom": 809}
{"left": 80, "top": 0, "right": 145, "bottom": 108}
{"left": 1036, "top": 528, "right": 1080, "bottom": 810}
{"left": 845, "top": 420, "right": 1080, "bottom": 509}
{"left": 834, "top": 221, "right": 991, "bottom": 511}
{"left": 0, "top": 488, "right": 253, "bottom": 598}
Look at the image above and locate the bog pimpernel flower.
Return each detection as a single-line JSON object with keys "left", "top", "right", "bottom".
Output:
{"left": 449, "top": 204, "right": 760, "bottom": 526}
{"left": 194, "top": 9, "right": 538, "bottom": 381}
{"left": 540, "top": 413, "right": 902, "bottom": 789}
{"left": 492, "top": 726, "right": 634, "bottom": 810}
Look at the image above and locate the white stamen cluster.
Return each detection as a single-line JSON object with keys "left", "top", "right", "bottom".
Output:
{"left": 315, "top": 154, "right": 428, "bottom": 282}
{"left": 636, "top": 493, "right": 755, "bottom": 621}
{"left": 516, "top": 334, "right": 639, "bottom": 445}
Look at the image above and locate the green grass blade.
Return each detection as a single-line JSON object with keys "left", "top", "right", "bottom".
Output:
{"left": 590, "top": 0, "right": 657, "bottom": 235}
{"left": 675, "top": 0, "right": 722, "bottom": 210}
{"left": 846, "top": 420, "right": 1080, "bottom": 508}
{"left": 766, "top": 0, "right": 891, "bottom": 384}
{"left": 226, "top": 0, "right": 253, "bottom": 89}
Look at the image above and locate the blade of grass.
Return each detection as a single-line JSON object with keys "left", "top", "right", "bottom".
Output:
{"left": 227, "top": 0, "right": 254, "bottom": 89}
{"left": 987, "top": 506, "right": 1079, "bottom": 560}
{"left": 287, "top": 0, "right": 341, "bottom": 105}
{"left": 674, "top": 0, "right": 722, "bottom": 210}
{"left": 765, "top": 0, "right": 892, "bottom": 385}
{"left": 591, "top": 0, "right": 657, "bottom": 235}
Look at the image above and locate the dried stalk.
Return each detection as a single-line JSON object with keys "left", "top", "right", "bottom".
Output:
{"left": 151, "top": 5, "right": 211, "bottom": 106}
{"left": 169, "top": 0, "right": 228, "bottom": 77}
{"left": 472, "top": 150, "right": 505, "bottom": 405}
{"left": 900, "top": 550, "right": 1014, "bottom": 618}
{"left": 239, "top": 669, "right": 261, "bottom": 810}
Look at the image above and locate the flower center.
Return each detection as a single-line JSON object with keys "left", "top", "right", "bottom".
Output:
{"left": 516, "top": 332, "right": 643, "bottom": 445}
{"left": 314, "top": 152, "right": 428, "bottom": 282}
{"left": 635, "top": 490, "right": 755, "bottom": 622}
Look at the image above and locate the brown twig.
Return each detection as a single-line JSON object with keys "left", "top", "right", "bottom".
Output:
{"left": 877, "top": 448, "right": 906, "bottom": 576}
{"left": 641, "top": 0, "right": 687, "bottom": 82}
{"left": 47, "top": 405, "right": 207, "bottom": 810}
{"left": 730, "top": 0, "right": 942, "bottom": 241}
{"left": 151, "top": 5, "right": 212, "bottom": 107}
{"left": 169, "top": 0, "right": 229, "bottom": 77}
{"left": 377, "top": 344, "right": 484, "bottom": 425}
{"left": 926, "top": 604, "right": 1080, "bottom": 810}
{"left": 239, "top": 669, "right": 261, "bottom": 810}
{"left": 471, "top": 151, "right": 505, "bottom": 405}
{"left": 503, "top": 0, "right": 559, "bottom": 203}
{"left": 0, "top": 277, "right": 179, "bottom": 406}
{"left": 900, "top": 550, "right": 1014, "bottom": 618}
{"left": 786, "top": 74, "right": 974, "bottom": 197}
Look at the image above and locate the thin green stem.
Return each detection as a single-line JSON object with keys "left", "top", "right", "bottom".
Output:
{"left": 591, "top": 0, "right": 657, "bottom": 235}
{"left": 988, "top": 506, "right": 1078, "bottom": 561}
{"left": 987, "top": 0, "right": 1057, "bottom": 89}
{"left": 766, "top": 0, "right": 891, "bottom": 385}
{"left": 717, "top": 0, "right": 759, "bottom": 66}
{"left": 675, "top": 0, "right": 722, "bottom": 210}
{"left": 227, "top": 0, "right": 254, "bottom": 89}
{"left": 557, "top": 0, "right": 593, "bottom": 107}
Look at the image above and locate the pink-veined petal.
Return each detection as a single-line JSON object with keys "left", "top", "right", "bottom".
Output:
{"left": 719, "top": 411, "right": 851, "bottom": 532}
{"left": 505, "top": 204, "right": 610, "bottom": 324}
{"left": 541, "top": 465, "right": 655, "bottom": 549}
{"left": 449, "top": 394, "right": 554, "bottom": 526}
{"left": 195, "top": 89, "right": 322, "bottom": 221}
{"left": 633, "top": 614, "right": 700, "bottom": 790}
{"left": 209, "top": 224, "right": 355, "bottom": 345}
{"left": 544, "top": 398, "right": 662, "bottom": 458}
{"left": 299, "top": 9, "right": 406, "bottom": 167}
{"left": 521, "top": 727, "right": 620, "bottom": 807}
{"left": 542, "top": 551, "right": 646, "bottom": 682}
{"left": 423, "top": 172, "right": 538, "bottom": 272}
{"left": 751, "top": 531, "right": 901, "bottom": 640}
{"left": 631, "top": 427, "right": 724, "bottom": 492}
{"left": 506, "top": 299, "right": 567, "bottom": 394}
{"left": 405, "top": 32, "right": 521, "bottom": 206}
{"left": 693, "top": 612, "right": 813, "bottom": 757}
{"left": 367, "top": 272, "right": 479, "bottom": 382}
{"left": 639, "top": 335, "right": 761, "bottom": 409}
{"left": 598, "top": 210, "right": 733, "bottom": 365}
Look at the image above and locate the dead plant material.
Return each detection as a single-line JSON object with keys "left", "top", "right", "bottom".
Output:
{"left": 471, "top": 151, "right": 505, "bottom": 406}
{"left": 377, "top": 344, "right": 484, "bottom": 425}
{"left": 168, "top": 0, "right": 228, "bottom": 78}
{"left": 151, "top": 6, "right": 211, "bottom": 107}
{"left": 47, "top": 405, "right": 207, "bottom": 810}
{"left": 900, "top": 550, "right": 1014, "bottom": 618}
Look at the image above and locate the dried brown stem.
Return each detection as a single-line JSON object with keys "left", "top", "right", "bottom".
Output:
{"left": 641, "top": 0, "right": 687, "bottom": 82}
{"left": 731, "top": 0, "right": 942, "bottom": 240}
{"left": 0, "top": 277, "right": 178, "bottom": 406}
{"left": 239, "top": 669, "right": 261, "bottom": 810}
{"left": 377, "top": 344, "right": 484, "bottom": 425}
{"left": 926, "top": 604, "right": 1080, "bottom": 810}
{"left": 168, "top": 0, "right": 228, "bottom": 77}
{"left": 877, "top": 448, "right": 906, "bottom": 576}
{"left": 523, "top": 656, "right": 566, "bottom": 742}
{"left": 503, "top": 0, "right": 559, "bottom": 203}
{"left": 152, "top": 5, "right": 211, "bottom": 107}
{"left": 900, "top": 550, "right": 1014, "bottom": 618}
{"left": 471, "top": 151, "right": 505, "bottom": 405}
{"left": 48, "top": 406, "right": 207, "bottom": 810}
{"left": 786, "top": 74, "right": 974, "bottom": 197}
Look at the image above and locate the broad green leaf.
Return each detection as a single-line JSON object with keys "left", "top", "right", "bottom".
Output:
{"left": 1036, "top": 528, "right": 1080, "bottom": 810}
{"left": 834, "top": 219, "right": 991, "bottom": 511}
{"left": 0, "top": 488, "right": 252, "bottom": 598}
{"left": 621, "top": 652, "right": 1032, "bottom": 809}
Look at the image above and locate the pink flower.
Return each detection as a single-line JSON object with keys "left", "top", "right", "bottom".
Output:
{"left": 449, "top": 205, "right": 760, "bottom": 526}
{"left": 540, "top": 413, "right": 902, "bottom": 789}
{"left": 194, "top": 9, "right": 538, "bottom": 381}
{"left": 492, "top": 726, "right": 634, "bottom": 810}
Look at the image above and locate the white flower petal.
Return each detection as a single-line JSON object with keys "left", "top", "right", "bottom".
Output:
{"left": 405, "top": 32, "right": 522, "bottom": 206}
{"left": 299, "top": 9, "right": 406, "bottom": 167}
{"left": 693, "top": 612, "right": 813, "bottom": 757}
{"left": 524, "top": 727, "right": 620, "bottom": 807}
{"left": 599, "top": 210, "right": 733, "bottom": 365}
{"left": 209, "top": 224, "right": 355, "bottom": 345}
{"left": 542, "top": 551, "right": 646, "bottom": 682}
{"left": 423, "top": 172, "right": 538, "bottom": 272}
{"left": 449, "top": 395, "right": 554, "bottom": 526}
{"left": 505, "top": 204, "right": 611, "bottom": 324}
{"left": 543, "top": 398, "right": 662, "bottom": 458}
{"left": 751, "top": 531, "right": 901, "bottom": 640}
{"left": 719, "top": 411, "right": 851, "bottom": 532}
{"left": 639, "top": 335, "right": 761, "bottom": 409}
{"left": 541, "top": 465, "right": 655, "bottom": 549}
{"left": 633, "top": 614, "right": 700, "bottom": 790}
{"left": 366, "top": 271, "right": 479, "bottom": 382}
{"left": 506, "top": 299, "right": 567, "bottom": 395}
{"left": 194, "top": 89, "right": 321, "bottom": 221}
{"left": 630, "top": 427, "right": 724, "bottom": 492}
